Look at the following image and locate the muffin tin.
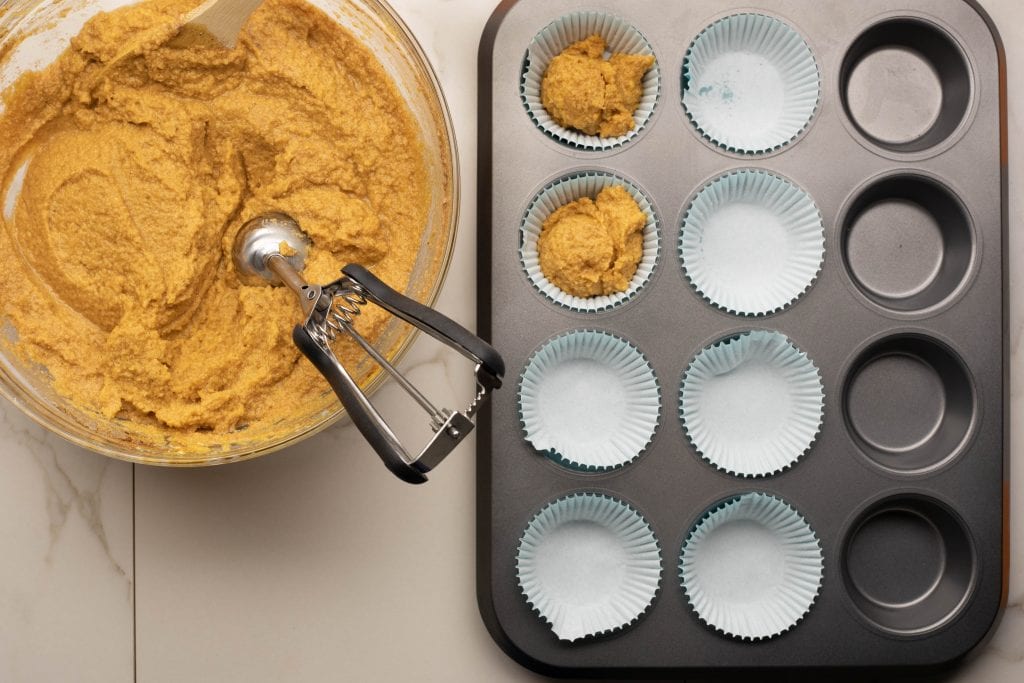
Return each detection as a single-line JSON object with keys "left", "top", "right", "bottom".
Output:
{"left": 478, "top": 0, "right": 1006, "bottom": 675}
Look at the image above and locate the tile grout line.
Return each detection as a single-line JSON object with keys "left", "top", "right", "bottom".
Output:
{"left": 132, "top": 463, "right": 137, "bottom": 683}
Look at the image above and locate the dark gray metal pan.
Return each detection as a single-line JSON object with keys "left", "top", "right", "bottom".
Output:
{"left": 477, "top": 0, "right": 1008, "bottom": 676}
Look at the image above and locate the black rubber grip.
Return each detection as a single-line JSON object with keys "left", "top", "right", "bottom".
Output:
{"left": 342, "top": 264, "right": 506, "bottom": 387}
{"left": 292, "top": 325, "right": 428, "bottom": 485}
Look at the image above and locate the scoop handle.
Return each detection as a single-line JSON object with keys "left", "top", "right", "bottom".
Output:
{"left": 342, "top": 264, "right": 505, "bottom": 390}
{"left": 292, "top": 325, "right": 428, "bottom": 485}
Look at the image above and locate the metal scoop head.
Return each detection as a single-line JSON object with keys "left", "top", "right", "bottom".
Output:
{"left": 233, "top": 213, "right": 310, "bottom": 287}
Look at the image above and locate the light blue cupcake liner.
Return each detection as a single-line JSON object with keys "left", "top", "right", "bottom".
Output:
{"left": 680, "top": 493, "right": 824, "bottom": 640}
{"left": 680, "top": 331, "right": 824, "bottom": 478}
{"left": 680, "top": 169, "right": 824, "bottom": 316}
{"left": 518, "top": 492, "right": 663, "bottom": 642}
{"left": 683, "top": 13, "right": 820, "bottom": 154}
{"left": 519, "top": 330, "right": 660, "bottom": 472}
{"left": 522, "top": 172, "right": 660, "bottom": 314}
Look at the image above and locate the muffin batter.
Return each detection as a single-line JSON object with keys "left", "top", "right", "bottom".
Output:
{"left": 537, "top": 186, "right": 646, "bottom": 298}
{"left": 541, "top": 34, "right": 655, "bottom": 138}
{"left": 0, "top": 0, "right": 432, "bottom": 444}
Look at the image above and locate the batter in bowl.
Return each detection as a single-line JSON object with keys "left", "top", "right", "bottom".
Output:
{"left": 0, "top": 0, "right": 430, "bottom": 441}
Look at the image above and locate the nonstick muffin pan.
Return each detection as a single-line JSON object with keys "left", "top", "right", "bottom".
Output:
{"left": 478, "top": 0, "right": 1007, "bottom": 675}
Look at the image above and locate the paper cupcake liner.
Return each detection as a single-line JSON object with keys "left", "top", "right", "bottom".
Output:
{"left": 680, "top": 331, "right": 824, "bottom": 478}
{"left": 522, "top": 172, "right": 661, "bottom": 314}
{"left": 680, "top": 493, "right": 824, "bottom": 640}
{"left": 521, "top": 12, "right": 661, "bottom": 151}
{"left": 683, "top": 13, "right": 821, "bottom": 154}
{"left": 519, "top": 330, "right": 661, "bottom": 472}
{"left": 680, "top": 169, "right": 824, "bottom": 316}
{"left": 517, "top": 493, "right": 663, "bottom": 642}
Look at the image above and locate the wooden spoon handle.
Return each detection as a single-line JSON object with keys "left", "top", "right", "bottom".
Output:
{"left": 184, "top": 0, "right": 265, "bottom": 48}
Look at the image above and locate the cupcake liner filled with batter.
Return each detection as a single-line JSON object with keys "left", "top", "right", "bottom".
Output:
{"left": 522, "top": 172, "right": 660, "bottom": 313}
{"left": 683, "top": 13, "right": 820, "bottom": 154}
{"left": 680, "top": 169, "right": 824, "bottom": 316}
{"left": 521, "top": 12, "right": 660, "bottom": 151}
{"left": 680, "top": 331, "right": 824, "bottom": 478}
{"left": 680, "top": 493, "right": 824, "bottom": 640}
{"left": 517, "top": 492, "right": 663, "bottom": 642}
{"left": 519, "top": 330, "right": 660, "bottom": 472}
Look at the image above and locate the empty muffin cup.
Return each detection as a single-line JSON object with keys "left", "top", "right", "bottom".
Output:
{"left": 683, "top": 13, "right": 820, "bottom": 154}
{"left": 842, "top": 495, "right": 976, "bottom": 635}
{"left": 841, "top": 19, "right": 972, "bottom": 154}
{"left": 680, "top": 493, "right": 824, "bottom": 640}
{"left": 679, "top": 169, "right": 823, "bottom": 317}
{"left": 520, "top": 330, "right": 660, "bottom": 472}
{"left": 521, "top": 172, "right": 660, "bottom": 314}
{"left": 843, "top": 335, "right": 974, "bottom": 474}
{"left": 517, "top": 492, "right": 663, "bottom": 642}
{"left": 680, "top": 170, "right": 824, "bottom": 317}
{"left": 841, "top": 175, "right": 973, "bottom": 313}
{"left": 521, "top": 12, "right": 661, "bottom": 151}
{"left": 681, "top": 331, "right": 824, "bottom": 478}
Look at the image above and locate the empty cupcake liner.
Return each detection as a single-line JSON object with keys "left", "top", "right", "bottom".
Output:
{"left": 680, "top": 169, "right": 824, "bottom": 316}
{"left": 680, "top": 331, "right": 824, "bottom": 478}
{"left": 521, "top": 172, "right": 660, "bottom": 314}
{"left": 683, "top": 13, "right": 821, "bottom": 154}
{"left": 517, "top": 492, "right": 663, "bottom": 642}
{"left": 680, "top": 493, "right": 824, "bottom": 640}
{"left": 519, "top": 330, "right": 661, "bottom": 472}
{"left": 521, "top": 12, "right": 661, "bottom": 151}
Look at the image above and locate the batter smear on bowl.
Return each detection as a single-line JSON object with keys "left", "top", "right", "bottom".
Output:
{"left": 0, "top": 0, "right": 431, "bottom": 444}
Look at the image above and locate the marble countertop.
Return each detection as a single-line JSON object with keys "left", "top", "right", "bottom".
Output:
{"left": 0, "top": 0, "right": 1020, "bottom": 680}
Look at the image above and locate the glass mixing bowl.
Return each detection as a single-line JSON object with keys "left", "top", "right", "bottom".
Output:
{"left": 0, "top": 0, "right": 458, "bottom": 466}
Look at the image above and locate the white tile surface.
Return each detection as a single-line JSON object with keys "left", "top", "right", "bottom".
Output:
{"left": 0, "top": 413, "right": 133, "bottom": 683}
{"left": 133, "top": 0, "right": 529, "bottom": 679}
{"left": 1, "top": 0, "right": 1022, "bottom": 681}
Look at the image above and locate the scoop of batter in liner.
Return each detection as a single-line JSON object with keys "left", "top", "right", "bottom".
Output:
{"left": 540, "top": 34, "right": 655, "bottom": 138}
{"left": 537, "top": 185, "right": 646, "bottom": 298}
